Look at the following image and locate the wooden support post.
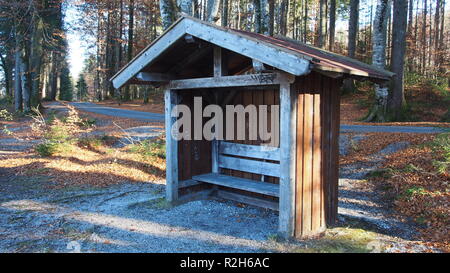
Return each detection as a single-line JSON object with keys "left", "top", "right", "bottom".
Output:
{"left": 211, "top": 141, "right": 219, "bottom": 174}
{"left": 214, "top": 47, "right": 222, "bottom": 77}
{"left": 165, "top": 88, "right": 179, "bottom": 203}
{"left": 278, "top": 81, "right": 297, "bottom": 238}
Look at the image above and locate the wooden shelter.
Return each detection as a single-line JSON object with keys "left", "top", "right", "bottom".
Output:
{"left": 111, "top": 16, "right": 393, "bottom": 238}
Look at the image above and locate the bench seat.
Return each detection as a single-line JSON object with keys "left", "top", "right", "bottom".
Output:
{"left": 192, "top": 173, "right": 279, "bottom": 197}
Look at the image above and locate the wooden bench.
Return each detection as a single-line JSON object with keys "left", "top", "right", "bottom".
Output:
{"left": 191, "top": 141, "right": 280, "bottom": 210}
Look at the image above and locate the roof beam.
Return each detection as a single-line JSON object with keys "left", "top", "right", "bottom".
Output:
{"left": 185, "top": 19, "right": 311, "bottom": 76}
{"left": 168, "top": 72, "right": 295, "bottom": 90}
{"left": 136, "top": 72, "right": 175, "bottom": 82}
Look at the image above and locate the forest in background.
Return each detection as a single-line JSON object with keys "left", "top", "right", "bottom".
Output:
{"left": 0, "top": 0, "right": 449, "bottom": 122}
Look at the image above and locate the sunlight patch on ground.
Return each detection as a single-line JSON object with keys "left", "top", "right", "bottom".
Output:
{"left": 1, "top": 199, "right": 273, "bottom": 251}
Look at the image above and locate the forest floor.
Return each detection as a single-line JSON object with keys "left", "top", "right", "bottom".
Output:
{"left": 0, "top": 94, "right": 448, "bottom": 252}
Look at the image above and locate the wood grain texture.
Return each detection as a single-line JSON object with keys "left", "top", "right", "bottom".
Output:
{"left": 193, "top": 173, "right": 279, "bottom": 197}
{"left": 165, "top": 89, "right": 179, "bottom": 203}
{"left": 294, "top": 71, "right": 341, "bottom": 238}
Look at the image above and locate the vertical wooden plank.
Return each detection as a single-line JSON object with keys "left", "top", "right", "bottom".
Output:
{"left": 242, "top": 90, "right": 253, "bottom": 180}
{"left": 213, "top": 47, "right": 222, "bottom": 77}
{"left": 321, "top": 77, "right": 330, "bottom": 226}
{"left": 211, "top": 91, "right": 219, "bottom": 174}
{"left": 211, "top": 139, "right": 219, "bottom": 173}
{"left": 312, "top": 75, "right": 322, "bottom": 232}
{"left": 302, "top": 92, "right": 313, "bottom": 236}
{"left": 278, "top": 81, "right": 297, "bottom": 237}
{"left": 330, "top": 79, "right": 341, "bottom": 224}
{"left": 264, "top": 89, "right": 276, "bottom": 184}
{"left": 295, "top": 81, "right": 304, "bottom": 237}
{"left": 165, "top": 88, "right": 179, "bottom": 203}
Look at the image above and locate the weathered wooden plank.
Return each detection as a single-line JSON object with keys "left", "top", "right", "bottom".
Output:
{"left": 168, "top": 73, "right": 295, "bottom": 90}
{"left": 192, "top": 173, "right": 280, "bottom": 197}
{"left": 278, "top": 81, "right": 297, "bottom": 237}
{"left": 211, "top": 139, "right": 219, "bottom": 173}
{"left": 213, "top": 47, "right": 222, "bottom": 77}
{"left": 136, "top": 72, "right": 175, "bottom": 82}
{"left": 295, "top": 83, "right": 304, "bottom": 237}
{"left": 178, "top": 179, "right": 202, "bottom": 189}
{"left": 214, "top": 190, "right": 279, "bottom": 211}
{"left": 112, "top": 19, "right": 187, "bottom": 89}
{"left": 312, "top": 75, "right": 323, "bottom": 232}
{"left": 219, "top": 141, "right": 280, "bottom": 161}
{"left": 302, "top": 93, "right": 314, "bottom": 236}
{"left": 320, "top": 77, "right": 330, "bottom": 227}
{"left": 329, "top": 79, "right": 341, "bottom": 224}
{"left": 242, "top": 90, "right": 254, "bottom": 181}
{"left": 165, "top": 89, "right": 179, "bottom": 203}
{"left": 218, "top": 155, "right": 280, "bottom": 178}
{"left": 185, "top": 18, "right": 311, "bottom": 76}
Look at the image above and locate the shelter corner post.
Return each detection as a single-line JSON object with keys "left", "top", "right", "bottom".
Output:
{"left": 165, "top": 88, "right": 179, "bottom": 204}
{"left": 278, "top": 79, "right": 297, "bottom": 238}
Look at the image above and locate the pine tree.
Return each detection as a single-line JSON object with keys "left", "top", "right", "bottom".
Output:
{"left": 76, "top": 76, "right": 88, "bottom": 101}
{"left": 59, "top": 66, "right": 74, "bottom": 101}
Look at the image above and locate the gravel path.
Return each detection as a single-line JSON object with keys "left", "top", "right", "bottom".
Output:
{"left": 340, "top": 124, "right": 446, "bottom": 134}
{"left": 69, "top": 102, "right": 165, "bottom": 122}
{"left": 48, "top": 101, "right": 447, "bottom": 134}
{"left": 0, "top": 175, "right": 281, "bottom": 253}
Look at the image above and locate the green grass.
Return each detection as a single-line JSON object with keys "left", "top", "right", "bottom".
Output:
{"left": 293, "top": 228, "right": 381, "bottom": 253}
{"left": 128, "top": 138, "right": 166, "bottom": 159}
{"left": 35, "top": 142, "right": 60, "bottom": 157}
{"left": 367, "top": 168, "right": 395, "bottom": 179}
{"left": 427, "top": 133, "right": 450, "bottom": 174}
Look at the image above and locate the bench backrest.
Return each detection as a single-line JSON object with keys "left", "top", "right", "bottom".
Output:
{"left": 217, "top": 141, "right": 281, "bottom": 178}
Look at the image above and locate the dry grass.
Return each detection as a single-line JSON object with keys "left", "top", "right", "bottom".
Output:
{"left": 0, "top": 142, "right": 166, "bottom": 188}
{"left": 0, "top": 104, "right": 166, "bottom": 188}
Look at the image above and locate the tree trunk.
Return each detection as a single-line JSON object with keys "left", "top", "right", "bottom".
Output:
{"left": 14, "top": 41, "right": 22, "bottom": 112}
{"left": 438, "top": 0, "right": 445, "bottom": 73}
{"left": 365, "top": 0, "right": 391, "bottom": 122}
{"left": 434, "top": 0, "right": 441, "bottom": 68}
{"left": 421, "top": 0, "right": 427, "bottom": 75}
{"left": 0, "top": 53, "right": 11, "bottom": 98}
{"left": 279, "top": 0, "right": 289, "bottom": 36}
{"left": 343, "top": 0, "right": 360, "bottom": 93}
{"left": 348, "top": 0, "right": 359, "bottom": 58}
{"left": 160, "top": 0, "right": 176, "bottom": 29}
{"left": 389, "top": 0, "right": 408, "bottom": 120}
{"left": 254, "top": 0, "right": 262, "bottom": 33}
{"left": 221, "top": 0, "right": 229, "bottom": 27}
{"left": 207, "top": 0, "right": 221, "bottom": 22}
{"left": 178, "top": 0, "right": 194, "bottom": 15}
{"left": 260, "top": 0, "right": 270, "bottom": 34}
{"left": 407, "top": 0, "right": 414, "bottom": 71}
{"left": 30, "top": 17, "right": 44, "bottom": 108}
{"left": 268, "top": 0, "right": 275, "bottom": 36}
{"left": 329, "top": 0, "right": 336, "bottom": 51}
{"left": 19, "top": 49, "right": 30, "bottom": 113}
{"left": 317, "top": 0, "right": 325, "bottom": 47}
{"left": 123, "top": 0, "right": 134, "bottom": 101}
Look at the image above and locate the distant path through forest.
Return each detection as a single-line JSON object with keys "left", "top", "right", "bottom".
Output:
{"left": 48, "top": 102, "right": 447, "bottom": 134}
